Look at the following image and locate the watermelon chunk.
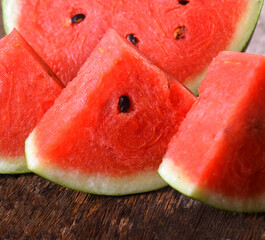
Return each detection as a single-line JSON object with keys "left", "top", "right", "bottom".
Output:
{"left": 25, "top": 29, "right": 195, "bottom": 195}
{"left": 0, "top": 29, "right": 63, "bottom": 174}
{"left": 2, "top": 0, "right": 263, "bottom": 93}
{"left": 159, "top": 51, "right": 265, "bottom": 212}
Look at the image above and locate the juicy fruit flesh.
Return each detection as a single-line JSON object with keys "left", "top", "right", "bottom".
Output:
{"left": 37, "top": 66, "right": 177, "bottom": 176}
{"left": 160, "top": 52, "right": 265, "bottom": 203}
{"left": 12, "top": 0, "right": 248, "bottom": 87}
{"left": 0, "top": 29, "right": 62, "bottom": 159}
{"left": 28, "top": 29, "right": 195, "bottom": 179}
{"left": 198, "top": 81, "right": 265, "bottom": 198}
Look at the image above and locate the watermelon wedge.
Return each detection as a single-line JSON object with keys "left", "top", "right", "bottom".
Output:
{"left": 25, "top": 29, "right": 195, "bottom": 195}
{"left": 2, "top": 0, "right": 263, "bottom": 93}
{"left": 159, "top": 51, "right": 265, "bottom": 212}
{"left": 0, "top": 29, "right": 63, "bottom": 174}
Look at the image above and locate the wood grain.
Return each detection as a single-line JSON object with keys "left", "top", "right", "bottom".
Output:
{"left": 1, "top": 174, "right": 265, "bottom": 240}
{"left": 1, "top": 4, "right": 265, "bottom": 240}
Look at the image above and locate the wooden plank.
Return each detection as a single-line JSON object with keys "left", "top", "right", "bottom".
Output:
{"left": 1, "top": 174, "right": 265, "bottom": 239}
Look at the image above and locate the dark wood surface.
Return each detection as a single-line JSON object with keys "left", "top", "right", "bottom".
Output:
{"left": 1, "top": 4, "right": 265, "bottom": 240}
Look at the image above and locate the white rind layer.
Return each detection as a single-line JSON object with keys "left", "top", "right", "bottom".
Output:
{"left": 26, "top": 131, "right": 167, "bottom": 195}
{"left": 2, "top": 0, "right": 21, "bottom": 34}
{"left": 159, "top": 157, "right": 265, "bottom": 213}
{"left": 0, "top": 155, "right": 30, "bottom": 174}
{"left": 184, "top": 69, "right": 207, "bottom": 96}
{"left": 227, "top": 0, "right": 264, "bottom": 52}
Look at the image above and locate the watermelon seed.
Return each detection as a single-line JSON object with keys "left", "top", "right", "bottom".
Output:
{"left": 179, "top": 1, "right": 189, "bottom": 5}
{"left": 174, "top": 26, "right": 186, "bottom": 39}
{"left": 119, "top": 96, "right": 130, "bottom": 113}
{"left": 126, "top": 34, "right": 138, "bottom": 46}
{"left": 71, "top": 14, "right": 86, "bottom": 24}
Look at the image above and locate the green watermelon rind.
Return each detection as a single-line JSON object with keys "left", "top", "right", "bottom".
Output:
{"left": 227, "top": 0, "right": 264, "bottom": 52}
{"left": 158, "top": 157, "right": 265, "bottom": 213}
{"left": 25, "top": 131, "right": 168, "bottom": 195}
{"left": 0, "top": 156, "right": 30, "bottom": 174}
{"left": 2, "top": 0, "right": 20, "bottom": 34}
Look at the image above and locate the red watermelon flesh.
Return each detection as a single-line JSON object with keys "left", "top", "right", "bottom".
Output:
{"left": 3, "top": 0, "right": 262, "bottom": 92}
{"left": 25, "top": 29, "right": 196, "bottom": 195}
{"left": 0, "top": 29, "right": 63, "bottom": 174}
{"left": 159, "top": 51, "right": 265, "bottom": 212}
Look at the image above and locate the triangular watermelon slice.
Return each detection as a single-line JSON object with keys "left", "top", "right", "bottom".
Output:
{"left": 2, "top": 0, "right": 263, "bottom": 93}
{"left": 25, "top": 29, "right": 195, "bottom": 195}
{"left": 159, "top": 51, "right": 265, "bottom": 212}
{"left": 0, "top": 29, "right": 63, "bottom": 174}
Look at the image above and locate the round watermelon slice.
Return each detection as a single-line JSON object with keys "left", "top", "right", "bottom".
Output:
{"left": 2, "top": 0, "right": 263, "bottom": 93}
{"left": 25, "top": 29, "right": 196, "bottom": 195}
{"left": 159, "top": 51, "right": 265, "bottom": 212}
{"left": 0, "top": 29, "right": 63, "bottom": 174}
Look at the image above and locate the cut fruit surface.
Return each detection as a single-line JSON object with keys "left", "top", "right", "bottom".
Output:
{"left": 159, "top": 51, "right": 265, "bottom": 212}
{"left": 2, "top": 0, "right": 263, "bottom": 93}
{"left": 25, "top": 29, "right": 195, "bottom": 195}
{"left": 0, "top": 29, "right": 63, "bottom": 174}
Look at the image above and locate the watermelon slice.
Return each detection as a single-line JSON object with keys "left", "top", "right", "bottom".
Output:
{"left": 159, "top": 51, "right": 265, "bottom": 212}
{"left": 2, "top": 0, "right": 263, "bottom": 93}
{"left": 0, "top": 29, "right": 63, "bottom": 174}
{"left": 25, "top": 29, "right": 195, "bottom": 195}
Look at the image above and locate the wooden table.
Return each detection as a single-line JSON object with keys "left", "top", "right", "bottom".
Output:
{"left": 1, "top": 4, "right": 265, "bottom": 240}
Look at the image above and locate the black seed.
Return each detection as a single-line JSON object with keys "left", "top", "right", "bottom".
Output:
{"left": 119, "top": 96, "right": 130, "bottom": 113}
{"left": 126, "top": 34, "right": 138, "bottom": 46}
{"left": 179, "top": 0, "right": 189, "bottom": 5}
{"left": 174, "top": 26, "right": 186, "bottom": 39}
{"left": 71, "top": 14, "right": 85, "bottom": 24}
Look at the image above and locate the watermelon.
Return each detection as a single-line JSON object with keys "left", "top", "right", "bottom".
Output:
{"left": 0, "top": 29, "right": 63, "bottom": 174}
{"left": 25, "top": 29, "right": 195, "bottom": 195}
{"left": 2, "top": 0, "right": 263, "bottom": 93}
{"left": 158, "top": 51, "right": 265, "bottom": 212}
